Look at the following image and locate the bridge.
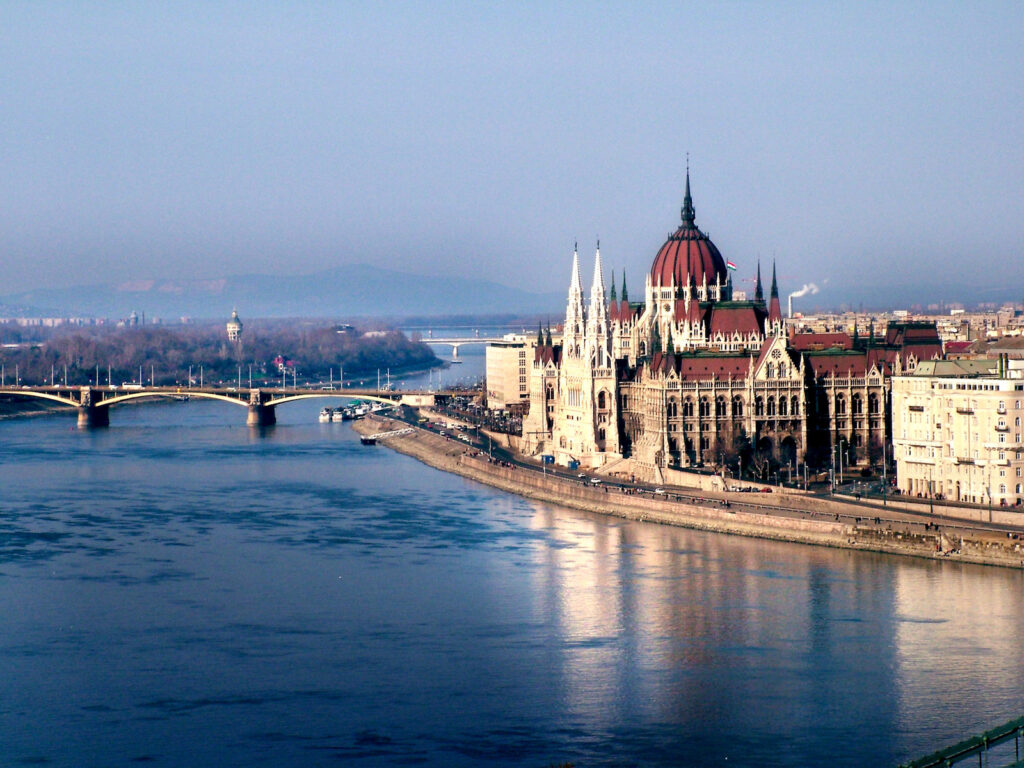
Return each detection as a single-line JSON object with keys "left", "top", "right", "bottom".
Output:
{"left": 421, "top": 337, "right": 505, "bottom": 359}
{"left": 0, "top": 385, "right": 449, "bottom": 428}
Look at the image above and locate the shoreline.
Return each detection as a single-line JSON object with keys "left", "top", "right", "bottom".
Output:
{"left": 354, "top": 415, "right": 1024, "bottom": 571}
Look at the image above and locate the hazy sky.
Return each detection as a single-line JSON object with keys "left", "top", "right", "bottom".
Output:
{"left": 2, "top": 2, "right": 1022, "bottom": 300}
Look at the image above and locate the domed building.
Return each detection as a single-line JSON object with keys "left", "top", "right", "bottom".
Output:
{"left": 519, "top": 169, "right": 937, "bottom": 482}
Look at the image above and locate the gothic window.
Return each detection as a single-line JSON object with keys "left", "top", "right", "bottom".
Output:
{"left": 598, "top": 391, "right": 607, "bottom": 409}
{"left": 791, "top": 396, "right": 799, "bottom": 416}
{"left": 767, "top": 397, "right": 776, "bottom": 417}
{"left": 639, "top": 342, "right": 647, "bottom": 356}
{"left": 852, "top": 393, "right": 863, "bottom": 415}
{"left": 683, "top": 398, "right": 694, "bottom": 418}
{"left": 732, "top": 396, "right": 743, "bottom": 418}
{"left": 868, "top": 392, "right": 879, "bottom": 414}
{"left": 778, "top": 362, "right": 787, "bottom": 378}
{"left": 755, "top": 396, "right": 764, "bottom": 417}
{"left": 622, "top": 394, "right": 629, "bottom": 409}
{"left": 699, "top": 398, "right": 710, "bottom": 418}
{"left": 835, "top": 395, "right": 846, "bottom": 416}
{"left": 779, "top": 396, "right": 788, "bottom": 416}
{"left": 667, "top": 398, "right": 678, "bottom": 418}
{"left": 716, "top": 397, "right": 726, "bottom": 417}
{"left": 599, "top": 427, "right": 606, "bottom": 441}
{"left": 765, "top": 362, "right": 774, "bottom": 379}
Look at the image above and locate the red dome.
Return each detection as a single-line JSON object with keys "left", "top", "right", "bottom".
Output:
{"left": 650, "top": 174, "right": 728, "bottom": 288}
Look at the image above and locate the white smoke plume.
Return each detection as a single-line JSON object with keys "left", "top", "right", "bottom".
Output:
{"left": 788, "top": 283, "right": 820, "bottom": 300}
{"left": 787, "top": 283, "right": 820, "bottom": 317}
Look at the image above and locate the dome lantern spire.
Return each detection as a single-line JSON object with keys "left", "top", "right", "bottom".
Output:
{"left": 680, "top": 160, "right": 696, "bottom": 227}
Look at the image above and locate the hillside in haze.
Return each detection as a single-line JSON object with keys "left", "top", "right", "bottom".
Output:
{"left": 0, "top": 265, "right": 566, "bottom": 320}
{"left": 1, "top": 265, "right": 1020, "bottom": 320}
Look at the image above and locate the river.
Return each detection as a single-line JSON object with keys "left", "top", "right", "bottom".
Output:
{"left": 1, "top": 348, "right": 1023, "bottom": 766}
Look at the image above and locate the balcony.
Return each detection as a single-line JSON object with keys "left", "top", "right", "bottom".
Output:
{"left": 956, "top": 457, "right": 975, "bottom": 465}
{"left": 908, "top": 405, "right": 925, "bottom": 412}
{"left": 956, "top": 407, "right": 974, "bottom": 415}
{"left": 996, "top": 424, "right": 1009, "bottom": 432}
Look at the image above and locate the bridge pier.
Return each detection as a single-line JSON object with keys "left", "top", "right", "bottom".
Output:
{"left": 246, "top": 404, "right": 276, "bottom": 427}
{"left": 247, "top": 389, "right": 276, "bottom": 427}
{"left": 77, "top": 405, "right": 110, "bottom": 429}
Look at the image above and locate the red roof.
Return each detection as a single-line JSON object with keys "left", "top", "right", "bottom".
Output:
{"left": 707, "top": 304, "right": 766, "bottom": 337}
{"left": 648, "top": 352, "right": 752, "bottom": 381}
{"left": 651, "top": 227, "right": 728, "bottom": 288}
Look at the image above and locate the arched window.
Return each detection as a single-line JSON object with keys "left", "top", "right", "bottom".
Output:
{"left": 716, "top": 396, "right": 727, "bottom": 417}
{"left": 546, "top": 385, "right": 554, "bottom": 400}
{"left": 767, "top": 397, "right": 776, "bottom": 416}
{"left": 598, "top": 391, "right": 607, "bottom": 409}
{"left": 683, "top": 398, "right": 694, "bottom": 418}
{"left": 755, "top": 396, "right": 764, "bottom": 417}
{"left": 699, "top": 398, "right": 710, "bottom": 418}
{"left": 868, "top": 392, "right": 879, "bottom": 414}
{"left": 765, "top": 362, "right": 774, "bottom": 379}
{"left": 639, "top": 341, "right": 647, "bottom": 356}
{"left": 667, "top": 398, "right": 678, "bottom": 418}
{"left": 732, "top": 396, "right": 743, "bottom": 418}
{"left": 852, "top": 393, "right": 863, "bottom": 415}
{"left": 779, "top": 396, "right": 788, "bottom": 416}
{"left": 598, "top": 427, "right": 606, "bottom": 441}
{"left": 778, "top": 362, "right": 787, "bottom": 378}
{"left": 559, "top": 436, "right": 566, "bottom": 448}
{"left": 835, "top": 395, "right": 846, "bottom": 416}
{"left": 791, "top": 396, "right": 799, "bottom": 415}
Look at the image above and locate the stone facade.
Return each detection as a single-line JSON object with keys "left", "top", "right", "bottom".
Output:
{"left": 521, "top": 173, "right": 942, "bottom": 480}
{"left": 893, "top": 357, "right": 1024, "bottom": 506}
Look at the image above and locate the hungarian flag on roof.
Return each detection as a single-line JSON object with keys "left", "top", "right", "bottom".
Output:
{"left": 726, "top": 260, "right": 737, "bottom": 270}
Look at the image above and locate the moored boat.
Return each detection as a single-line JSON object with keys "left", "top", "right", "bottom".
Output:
{"left": 318, "top": 407, "right": 334, "bottom": 423}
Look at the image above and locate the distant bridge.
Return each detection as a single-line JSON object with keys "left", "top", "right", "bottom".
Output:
{"left": 0, "top": 385, "right": 450, "bottom": 428}
{"left": 422, "top": 337, "right": 506, "bottom": 359}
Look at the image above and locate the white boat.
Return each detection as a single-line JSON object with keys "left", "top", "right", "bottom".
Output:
{"left": 331, "top": 408, "right": 346, "bottom": 422}
{"left": 318, "top": 407, "right": 334, "bottom": 423}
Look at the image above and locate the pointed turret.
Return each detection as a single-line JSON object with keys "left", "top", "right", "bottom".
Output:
{"left": 621, "top": 273, "right": 628, "bottom": 302}
{"left": 545, "top": 325, "right": 552, "bottom": 347}
{"left": 680, "top": 167, "right": 696, "bottom": 227}
{"left": 537, "top": 322, "right": 544, "bottom": 347}
{"left": 754, "top": 261, "right": 764, "bottom": 303}
{"left": 609, "top": 270, "right": 617, "bottom": 303}
{"left": 768, "top": 260, "right": 783, "bottom": 324}
{"left": 586, "top": 242, "right": 610, "bottom": 368}
{"left": 564, "top": 243, "right": 586, "bottom": 357}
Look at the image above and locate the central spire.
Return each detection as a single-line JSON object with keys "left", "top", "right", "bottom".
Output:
{"left": 680, "top": 163, "right": 696, "bottom": 227}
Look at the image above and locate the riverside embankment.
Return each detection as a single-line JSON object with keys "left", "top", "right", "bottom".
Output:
{"left": 355, "top": 415, "right": 1024, "bottom": 570}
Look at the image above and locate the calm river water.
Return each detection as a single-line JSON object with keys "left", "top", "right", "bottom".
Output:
{"left": 2, "top": 355, "right": 1023, "bottom": 766}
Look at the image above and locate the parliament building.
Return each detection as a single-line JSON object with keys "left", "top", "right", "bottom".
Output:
{"left": 520, "top": 172, "right": 942, "bottom": 482}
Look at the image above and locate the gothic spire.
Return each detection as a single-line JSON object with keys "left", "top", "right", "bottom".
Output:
{"left": 621, "top": 273, "right": 628, "bottom": 302}
{"left": 545, "top": 325, "right": 552, "bottom": 347}
{"left": 754, "top": 261, "right": 764, "bottom": 303}
{"left": 680, "top": 164, "right": 696, "bottom": 227}
{"left": 770, "top": 261, "right": 779, "bottom": 299}
{"left": 609, "top": 270, "right": 617, "bottom": 303}
{"left": 537, "top": 322, "right": 544, "bottom": 347}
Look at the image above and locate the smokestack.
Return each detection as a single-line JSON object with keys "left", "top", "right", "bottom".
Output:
{"left": 786, "top": 283, "right": 819, "bottom": 317}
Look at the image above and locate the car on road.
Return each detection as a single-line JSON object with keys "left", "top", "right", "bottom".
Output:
{"left": 589, "top": 477, "right": 601, "bottom": 485}
{"left": 654, "top": 488, "right": 665, "bottom": 495}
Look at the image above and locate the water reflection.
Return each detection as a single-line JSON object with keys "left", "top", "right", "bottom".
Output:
{"left": 526, "top": 501, "right": 1024, "bottom": 764}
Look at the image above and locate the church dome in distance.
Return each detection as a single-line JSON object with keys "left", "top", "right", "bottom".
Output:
{"left": 650, "top": 172, "right": 728, "bottom": 288}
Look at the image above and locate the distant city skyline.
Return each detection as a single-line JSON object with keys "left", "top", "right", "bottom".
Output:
{"left": 1, "top": 2, "right": 1022, "bottom": 303}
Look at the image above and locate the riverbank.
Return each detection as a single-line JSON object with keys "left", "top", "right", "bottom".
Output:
{"left": 354, "top": 415, "right": 1024, "bottom": 570}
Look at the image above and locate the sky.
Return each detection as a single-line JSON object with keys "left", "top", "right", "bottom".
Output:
{"left": 1, "top": 2, "right": 1022, "bottom": 304}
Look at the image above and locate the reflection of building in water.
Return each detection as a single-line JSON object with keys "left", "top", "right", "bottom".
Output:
{"left": 520, "top": 498, "right": 1024, "bottom": 755}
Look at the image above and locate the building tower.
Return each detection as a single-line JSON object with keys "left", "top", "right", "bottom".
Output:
{"left": 226, "top": 309, "right": 243, "bottom": 342}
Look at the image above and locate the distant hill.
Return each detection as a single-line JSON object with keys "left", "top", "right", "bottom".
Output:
{"left": 2, "top": 267, "right": 1019, "bottom": 320}
{"left": 0, "top": 265, "right": 567, "bottom": 320}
